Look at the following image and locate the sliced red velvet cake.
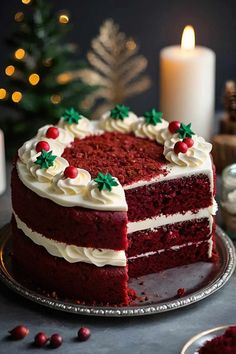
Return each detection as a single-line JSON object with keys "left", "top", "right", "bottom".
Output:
{"left": 11, "top": 105, "right": 217, "bottom": 305}
{"left": 198, "top": 326, "right": 236, "bottom": 354}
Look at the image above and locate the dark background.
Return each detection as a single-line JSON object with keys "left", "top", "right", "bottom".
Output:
{"left": 0, "top": 0, "right": 236, "bottom": 113}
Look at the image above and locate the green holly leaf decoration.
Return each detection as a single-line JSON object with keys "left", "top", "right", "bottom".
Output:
{"left": 177, "top": 123, "right": 195, "bottom": 139}
{"left": 34, "top": 150, "right": 57, "bottom": 169}
{"left": 94, "top": 172, "right": 119, "bottom": 192}
{"left": 110, "top": 104, "right": 130, "bottom": 120}
{"left": 144, "top": 109, "right": 163, "bottom": 126}
{"left": 62, "top": 107, "right": 81, "bottom": 125}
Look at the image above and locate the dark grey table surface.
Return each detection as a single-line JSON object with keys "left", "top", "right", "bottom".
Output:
{"left": 0, "top": 165, "right": 236, "bottom": 354}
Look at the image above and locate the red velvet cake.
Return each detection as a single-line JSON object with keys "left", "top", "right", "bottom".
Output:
{"left": 198, "top": 326, "right": 236, "bottom": 354}
{"left": 11, "top": 105, "right": 217, "bottom": 305}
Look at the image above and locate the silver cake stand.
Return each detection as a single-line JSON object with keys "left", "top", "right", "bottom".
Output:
{"left": 0, "top": 224, "right": 235, "bottom": 317}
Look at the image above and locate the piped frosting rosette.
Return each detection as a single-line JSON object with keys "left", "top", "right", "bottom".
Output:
{"left": 163, "top": 122, "right": 212, "bottom": 167}
{"left": 28, "top": 155, "right": 69, "bottom": 183}
{"left": 100, "top": 104, "right": 138, "bottom": 133}
{"left": 37, "top": 124, "right": 74, "bottom": 146}
{"left": 52, "top": 168, "right": 91, "bottom": 195}
{"left": 133, "top": 108, "right": 169, "bottom": 141}
{"left": 58, "top": 107, "right": 96, "bottom": 139}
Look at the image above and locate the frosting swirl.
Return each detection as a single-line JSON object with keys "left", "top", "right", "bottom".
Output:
{"left": 28, "top": 156, "right": 69, "bottom": 182}
{"left": 85, "top": 178, "right": 127, "bottom": 207}
{"left": 133, "top": 117, "right": 168, "bottom": 141}
{"left": 99, "top": 110, "right": 138, "bottom": 133}
{"left": 58, "top": 116, "right": 94, "bottom": 139}
{"left": 156, "top": 127, "right": 172, "bottom": 145}
{"left": 52, "top": 168, "right": 91, "bottom": 195}
{"left": 18, "top": 138, "right": 65, "bottom": 164}
{"left": 37, "top": 125, "right": 74, "bottom": 146}
{"left": 164, "top": 134, "right": 212, "bottom": 167}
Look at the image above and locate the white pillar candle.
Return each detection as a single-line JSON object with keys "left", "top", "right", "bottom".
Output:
{"left": 160, "top": 26, "right": 215, "bottom": 140}
{"left": 0, "top": 129, "right": 6, "bottom": 195}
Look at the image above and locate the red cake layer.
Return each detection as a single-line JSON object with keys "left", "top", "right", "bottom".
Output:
{"left": 198, "top": 326, "right": 236, "bottom": 354}
{"left": 62, "top": 132, "right": 167, "bottom": 185}
{"left": 128, "top": 218, "right": 214, "bottom": 257}
{"left": 11, "top": 167, "right": 128, "bottom": 250}
{"left": 125, "top": 174, "right": 213, "bottom": 222}
{"left": 128, "top": 238, "right": 216, "bottom": 278}
{"left": 12, "top": 221, "right": 129, "bottom": 305}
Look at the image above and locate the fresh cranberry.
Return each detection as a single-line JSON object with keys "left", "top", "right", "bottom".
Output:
{"left": 50, "top": 333, "right": 63, "bottom": 348}
{"left": 8, "top": 325, "right": 29, "bottom": 340}
{"left": 78, "top": 327, "right": 91, "bottom": 342}
{"left": 174, "top": 141, "right": 188, "bottom": 154}
{"left": 183, "top": 137, "right": 194, "bottom": 148}
{"left": 177, "top": 288, "right": 186, "bottom": 297}
{"left": 36, "top": 140, "right": 50, "bottom": 153}
{"left": 64, "top": 166, "right": 78, "bottom": 179}
{"left": 168, "top": 121, "right": 181, "bottom": 134}
{"left": 34, "top": 332, "right": 48, "bottom": 347}
{"left": 46, "top": 127, "right": 59, "bottom": 139}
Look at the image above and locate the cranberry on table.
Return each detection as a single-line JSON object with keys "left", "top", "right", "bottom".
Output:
{"left": 78, "top": 327, "right": 91, "bottom": 341}
{"left": 183, "top": 137, "right": 194, "bottom": 148}
{"left": 64, "top": 166, "right": 78, "bottom": 179}
{"left": 50, "top": 333, "right": 63, "bottom": 348}
{"left": 34, "top": 332, "right": 48, "bottom": 347}
{"left": 168, "top": 121, "right": 181, "bottom": 134}
{"left": 8, "top": 325, "right": 29, "bottom": 340}
{"left": 174, "top": 141, "right": 188, "bottom": 154}
{"left": 46, "top": 127, "right": 59, "bottom": 139}
{"left": 36, "top": 140, "right": 50, "bottom": 153}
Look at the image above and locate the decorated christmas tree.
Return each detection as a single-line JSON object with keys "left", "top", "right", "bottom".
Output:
{"left": 0, "top": 0, "right": 95, "bottom": 154}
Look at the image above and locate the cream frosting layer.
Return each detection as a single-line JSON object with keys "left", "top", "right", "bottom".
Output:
{"left": 14, "top": 212, "right": 126, "bottom": 267}
{"left": 133, "top": 117, "right": 169, "bottom": 141}
{"left": 99, "top": 110, "right": 138, "bottom": 133}
{"left": 128, "top": 238, "right": 213, "bottom": 260}
{"left": 127, "top": 204, "right": 217, "bottom": 234}
{"left": 17, "top": 161, "right": 128, "bottom": 211}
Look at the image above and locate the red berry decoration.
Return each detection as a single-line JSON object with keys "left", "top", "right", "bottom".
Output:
{"left": 50, "top": 333, "right": 63, "bottom": 348}
{"left": 8, "top": 325, "right": 29, "bottom": 340}
{"left": 36, "top": 140, "right": 50, "bottom": 153}
{"left": 174, "top": 141, "right": 188, "bottom": 154}
{"left": 177, "top": 288, "right": 186, "bottom": 297}
{"left": 46, "top": 127, "right": 59, "bottom": 139}
{"left": 78, "top": 327, "right": 91, "bottom": 342}
{"left": 168, "top": 120, "right": 181, "bottom": 134}
{"left": 64, "top": 166, "right": 78, "bottom": 179}
{"left": 183, "top": 137, "right": 194, "bottom": 148}
{"left": 34, "top": 332, "right": 48, "bottom": 347}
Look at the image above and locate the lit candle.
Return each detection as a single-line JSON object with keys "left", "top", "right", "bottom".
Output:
{"left": 0, "top": 129, "right": 6, "bottom": 195}
{"left": 160, "top": 25, "right": 215, "bottom": 139}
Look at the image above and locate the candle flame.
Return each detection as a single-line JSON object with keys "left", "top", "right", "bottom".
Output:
{"left": 181, "top": 25, "right": 195, "bottom": 50}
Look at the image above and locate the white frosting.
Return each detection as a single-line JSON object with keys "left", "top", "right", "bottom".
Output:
{"left": 164, "top": 134, "right": 212, "bottom": 167}
{"left": 127, "top": 205, "right": 216, "bottom": 234}
{"left": 52, "top": 169, "right": 91, "bottom": 195}
{"left": 133, "top": 117, "right": 169, "bottom": 141}
{"left": 37, "top": 124, "right": 74, "bottom": 146}
{"left": 27, "top": 156, "right": 69, "bottom": 183}
{"left": 18, "top": 138, "right": 65, "bottom": 164}
{"left": 85, "top": 179, "right": 128, "bottom": 210}
{"left": 17, "top": 161, "right": 128, "bottom": 211}
{"left": 156, "top": 127, "right": 172, "bottom": 145}
{"left": 14, "top": 212, "right": 126, "bottom": 267}
{"left": 99, "top": 110, "right": 138, "bottom": 133}
{"left": 58, "top": 116, "right": 96, "bottom": 139}
{"left": 128, "top": 238, "right": 213, "bottom": 260}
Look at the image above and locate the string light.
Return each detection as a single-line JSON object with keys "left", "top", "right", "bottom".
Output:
{"left": 15, "top": 48, "right": 26, "bottom": 60}
{"left": 5, "top": 65, "right": 15, "bottom": 76}
{"left": 57, "top": 72, "right": 72, "bottom": 84}
{"left": 12, "top": 91, "right": 23, "bottom": 103}
{"left": 0, "top": 89, "right": 7, "bottom": 100}
{"left": 21, "top": 0, "right": 31, "bottom": 4}
{"left": 126, "top": 39, "right": 137, "bottom": 51}
{"left": 50, "top": 94, "right": 61, "bottom": 104}
{"left": 29, "top": 73, "right": 40, "bottom": 86}
{"left": 14, "top": 12, "right": 24, "bottom": 22}
{"left": 59, "top": 14, "right": 70, "bottom": 24}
